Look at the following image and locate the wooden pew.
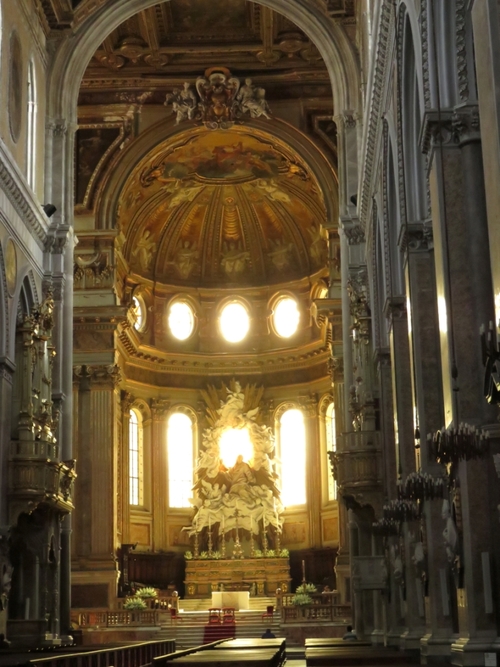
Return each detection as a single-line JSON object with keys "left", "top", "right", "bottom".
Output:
{"left": 305, "top": 638, "right": 372, "bottom": 648}
{"left": 152, "top": 640, "right": 225, "bottom": 667}
{"left": 305, "top": 646, "right": 411, "bottom": 666}
{"left": 217, "top": 638, "right": 286, "bottom": 666}
{"left": 169, "top": 647, "right": 280, "bottom": 666}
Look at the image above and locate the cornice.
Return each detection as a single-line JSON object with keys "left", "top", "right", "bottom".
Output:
{"left": 117, "top": 328, "right": 331, "bottom": 377}
{"left": 359, "top": 0, "right": 393, "bottom": 231}
{"left": 0, "top": 140, "right": 49, "bottom": 250}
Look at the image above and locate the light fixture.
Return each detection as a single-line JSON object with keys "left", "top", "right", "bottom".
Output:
{"left": 220, "top": 301, "right": 249, "bottom": 343}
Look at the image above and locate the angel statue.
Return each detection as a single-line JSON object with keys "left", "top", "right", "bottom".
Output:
{"left": 236, "top": 78, "right": 271, "bottom": 119}
{"left": 165, "top": 82, "right": 197, "bottom": 124}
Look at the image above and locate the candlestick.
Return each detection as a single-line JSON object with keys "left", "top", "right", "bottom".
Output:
{"left": 301, "top": 559, "right": 306, "bottom": 583}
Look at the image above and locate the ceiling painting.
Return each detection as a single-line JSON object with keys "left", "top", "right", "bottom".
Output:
{"left": 118, "top": 127, "right": 327, "bottom": 288}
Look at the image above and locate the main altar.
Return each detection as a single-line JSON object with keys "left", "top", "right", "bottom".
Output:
{"left": 183, "top": 382, "right": 291, "bottom": 598}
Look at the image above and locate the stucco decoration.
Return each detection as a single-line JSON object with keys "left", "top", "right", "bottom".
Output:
{"left": 118, "top": 126, "right": 327, "bottom": 287}
{"left": 189, "top": 381, "right": 283, "bottom": 553}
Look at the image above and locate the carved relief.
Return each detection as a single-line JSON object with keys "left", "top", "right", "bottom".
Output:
{"left": 74, "top": 251, "right": 113, "bottom": 288}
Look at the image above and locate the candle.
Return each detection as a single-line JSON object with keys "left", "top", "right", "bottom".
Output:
{"left": 302, "top": 559, "right": 306, "bottom": 581}
{"left": 221, "top": 515, "right": 225, "bottom": 534}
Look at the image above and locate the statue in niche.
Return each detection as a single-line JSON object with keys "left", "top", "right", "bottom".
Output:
{"left": 165, "top": 83, "right": 198, "bottom": 124}
{"left": 132, "top": 229, "right": 156, "bottom": 270}
{"left": 220, "top": 241, "right": 250, "bottom": 279}
{"left": 236, "top": 78, "right": 271, "bottom": 119}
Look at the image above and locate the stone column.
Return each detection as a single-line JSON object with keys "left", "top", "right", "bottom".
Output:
{"left": 301, "top": 395, "right": 321, "bottom": 547}
{"left": 424, "top": 107, "right": 498, "bottom": 664}
{"left": 0, "top": 361, "right": 14, "bottom": 526}
{"left": 385, "top": 297, "right": 425, "bottom": 650}
{"left": 404, "top": 223, "right": 454, "bottom": 660}
{"left": 152, "top": 400, "right": 169, "bottom": 551}
{"left": 72, "top": 364, "right": 120, "bottom": 606}
{"left": 120, "top": 392, "right": 134, "bottom": 545}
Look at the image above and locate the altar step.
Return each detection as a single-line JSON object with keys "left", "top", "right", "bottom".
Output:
{"left": 158, "top": 609, "right": 281, "bottom": 648}
{"left": 179, "top": 596, "right": 276, "bottom": 612}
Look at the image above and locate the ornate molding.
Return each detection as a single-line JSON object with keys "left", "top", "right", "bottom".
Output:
{"left": 359, "top": 0, "right": 393, "bottom": 229}
{"left": 343, "top": 223, "right": 365, "bottom": 245}
{"left": 86, "top": 364, "right": 122, "bottom": 387}
{"left": 421, "top": 0, "right": 431, "bottom": 110}
{"left": 0, "top": 139, "right": 48, "bottom": 248}
{"left": 456, "top": 0, "right": 469, "bottom": 103}
{"left": 151, "top": 398, "right": 171, "bottom": 418}
{"left": 420, "top": 105, "right": 480, "bottom": 154}
{"left": 384, "top": 295, "right": 407, "bottom": 321}
{"left": 401, "top": 222, "right": 434, "bottom": 254}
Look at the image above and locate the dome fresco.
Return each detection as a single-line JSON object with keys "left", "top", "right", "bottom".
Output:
{"left": 118, "top": 126, "right": 328, "bottom": 287}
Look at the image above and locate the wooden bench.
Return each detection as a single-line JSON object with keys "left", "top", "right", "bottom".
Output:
{"left": 218, "top": 638, "right": 286, "bottom": 666}
{"left": 169, "top": 648, "right": 280, "bottom": 666}
{"left": 305, "top": 647, "right": 411, "bottom": 666}
{"left": 152, "top": 640, "right": 225, "bottom": 667}
{"left": 305, "top": 639, "right": 372, "bottom": 648}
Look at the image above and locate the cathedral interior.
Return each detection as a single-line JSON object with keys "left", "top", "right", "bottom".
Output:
{"left": 1, "top": 0, "right": 500, "bottom": 664}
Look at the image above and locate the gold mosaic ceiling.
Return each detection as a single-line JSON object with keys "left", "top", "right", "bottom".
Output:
{"left": 118, "top": 126, "right": 328, "bottom": 287}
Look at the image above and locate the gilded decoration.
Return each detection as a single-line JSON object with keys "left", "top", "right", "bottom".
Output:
{"left": 118, "top": 127, "right": 327, "bottom": 287}
{"left": 187, "top": 381, "right": 283, "bottom": 558}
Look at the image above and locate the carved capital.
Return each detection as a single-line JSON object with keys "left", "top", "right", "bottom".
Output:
{"left": 121, "top": 391, "right": 135, "bottom": 413}
{"left": 87, "top": 364, "right": 122, "bottom": 387}
{"left": 420, "top": 106, "right": 480, "bottom": 154}
{"left": 401, "top": 222, "right": 434, "bottom": 254}
{"left": 384, "top": 296, "right": 407, "bottom": 321}
{"left": 298, "top": 394, "right": 318, "bottom": 418}
{"left": 151, "top": 399, "right": 171, "bottom": 419}
{"left": 343, "top": 224, "right": 365, "bottom": 245}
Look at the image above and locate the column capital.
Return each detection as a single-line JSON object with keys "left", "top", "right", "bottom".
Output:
{"left": 383, "top": 295, "right": 407, "bottom": 321}
{"left": 399, "top": 221, "right": 434, "bottom": 254}
{"left": 151, "top": 399, "right": 171, "bottom": 419}
{"left": 420, "top": 105, "right": 481, "bottom": 154}
{"left": 298, "top": 394, "right": 318, "bottom": 418}
{"left": 121, "top": 391, "right": 135, "bottom": 412}
{"left": 341, "top": 219, "right": 365, "bottom": 246}
{"left": 77, "top": 364, "right": 122, "bottom": 388}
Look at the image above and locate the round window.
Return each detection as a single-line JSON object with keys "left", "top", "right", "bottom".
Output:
{"left": 220, "top": 302, "right": 250, "bottom": 343}
{"left": 168, "top": 301, "right": 195, "bottom": 340}
{"left": 273, "top": 296, "right": 300, "bottom": 338}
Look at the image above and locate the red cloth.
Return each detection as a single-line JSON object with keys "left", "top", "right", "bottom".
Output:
{"left": 203, "top": 622, "right": 236, "bottom": 644}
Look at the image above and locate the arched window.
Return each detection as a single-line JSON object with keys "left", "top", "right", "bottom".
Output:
{"left": 129, "top": 409, "right": 143, "bottom": 506}
{"left": 167, "top": 412, "right": 194, "bottom": 508}
{"left": 326, "top": 402, "right": 337, "bottom": 501}
{"left": 26, "top": 60, "right": 37, "bottom": 189}
{"left": 279, "top": 408, "right": 306, "bottom": 506}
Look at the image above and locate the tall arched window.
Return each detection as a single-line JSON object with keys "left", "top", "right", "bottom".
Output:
{"left": 279, "top": 408, "right": 306, "bottom": 506}
{"left": 26, "top": 60, "right": 37, "bottom": 189}
{"left": 129, "top": 409, "right": 143, "bottom": 506}
{"left": 326, "top": 402, "right": 337, "bottom": 501}
{"left": 167, "top": 412, "right": 194, "bottom": 508}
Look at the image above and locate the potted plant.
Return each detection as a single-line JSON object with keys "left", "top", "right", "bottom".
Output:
{"left": 136, "top": 587, "right": 158, "bottom": 599}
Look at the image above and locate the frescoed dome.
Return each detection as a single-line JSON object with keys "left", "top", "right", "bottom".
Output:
{"left": 118, "top": 126, "right": 328, "bottom": 287}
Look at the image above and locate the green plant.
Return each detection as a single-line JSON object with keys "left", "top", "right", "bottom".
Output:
{"left": 124, "top": 597, "right": 147, "bottom": 611}
{"left": 279, "top": 548, "right": 289, "bottom": 558}
{"left": 253, "top": 549, "right": 264, "bottom": 558}
{"left": 136, "top": 587, "right": 157, "bottom": 599}
{"left": 296, "top": 582, "right": 317, "bottom": 594}
{"left": 266, "top": 549, "right": 276, "bottom": 557}
{"left": 211, "top": 551, "right": 221, "bottom": 559}
{"left": 292, "top": 592, "right": 313, "bottom": 606}
{"left": 184, "top": 551, "right": 193, "bottom": 560}
{"left": 199, "top": 551, "right": 209, "bottom": 559}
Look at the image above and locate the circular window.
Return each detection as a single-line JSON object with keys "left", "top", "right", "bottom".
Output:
{"left": 168, "top": 301, "right": 195, "bottom": 340}
{"left": 273, "top": 296, "right": 300, "bottom": 338}
{"left": 131, "top": 296, "right": 144, "bottom": 331}
{"left": 220, "top": 301, "right": 250, "bottom": 343}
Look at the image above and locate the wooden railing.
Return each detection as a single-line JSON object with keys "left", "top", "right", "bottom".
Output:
{"left": 277, "top": 591, "right": 341, "bottom": 607}
{"left": 27, "top": 639, "right": 175, "bottom": 667}
{"left": 75, "top": 610, "right": 159, "bottom": 627}
{"left": 281, "top": 603, "right": 351, "bottom": 623}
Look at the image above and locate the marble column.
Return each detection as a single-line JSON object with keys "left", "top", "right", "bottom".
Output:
{"left": 424, "top": 107, "right": 498, "bottom": 664}
{"left": 0, "top": 361, "right": 14, "bottom": 526}
{"left": 151, "top": 400, "right": 169, "bottom": 551}
{"left": 404, "top": 223, "right": 454, "bottom": 660}
{"left": 120, "top": 393, "right": 134, "bottom": 545}
{"left": 302, "top": 395, "right": 322, "bottom": 547}
{"left": 385, "top": 297, "right": 425, "bottom": 650}
{"left": 72, "top": 364, "right": 120, "bottom": 605}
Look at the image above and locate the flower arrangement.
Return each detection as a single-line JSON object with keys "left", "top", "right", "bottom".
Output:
{"left": 185, "top": 551, "right": 193, "bottom": 560}
{"left": 136, "top": 587, "right": 157, "bottom": 599}
{"left": 296, "top": 582, "right": 317, "bottom": 594}
{"left": 123, "top": 597, "right": 147, "bottom": 610}
{"left": 279, "top": 548, "right": 289, "bottom": 558}
{"left": 292, "top": 592, "right": 313, "bottom": 606}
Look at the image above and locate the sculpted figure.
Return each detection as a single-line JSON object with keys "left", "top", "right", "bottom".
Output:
{"left": 236, "top": 78, "right": 271, "bottom": 119}
{"left": 165, "top": 83, "right": 197, "bottom": 124}
{"left": 442, "top": 499, "right": 458, "bottom": 563}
